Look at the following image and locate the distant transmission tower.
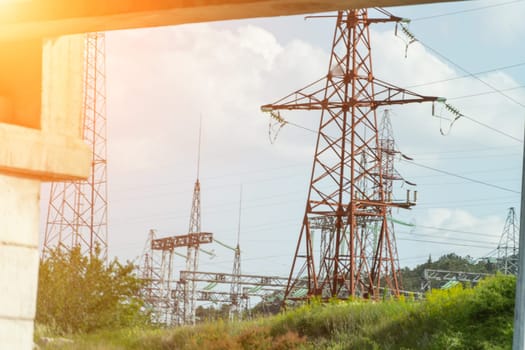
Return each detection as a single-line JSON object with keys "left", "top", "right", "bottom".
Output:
{"left": 43, "top": 32, "right": 108, "bottom": 260}
{"left": 262, "top": 9, "right": 439, "bottom": 302}
{"left": 183, "top": 119, "right": 212, "bottom": 325}
{"left": 229, "top": 188, "right": 243, "bottom": 321}
{"left": 377, "top": 110, "right": 415, "bottom": 290}
{"left": 139, "top": 229, "right": 177, "bottom": 325}
{"left": 497, "top": 207, "right": 519, "bottom": 275}
{"left": 184, "top": 177, "right": 201, "bottom": 325}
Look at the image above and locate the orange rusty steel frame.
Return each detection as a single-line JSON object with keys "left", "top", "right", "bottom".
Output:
{"left": 261, "top": 8, "right": 438, "bottom": 302}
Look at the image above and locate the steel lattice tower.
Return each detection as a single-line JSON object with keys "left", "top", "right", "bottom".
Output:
{"left": 262, "top": 9, "right": 438, "bottom": 301}
{"left": 139, "top": 229, "right": 176, "bottom": 325}
{"left": 377, "top": 109, "right": 413, "bottom": 291}
{"left": 497, "top": 207, "right": 519, "bottom": 275}
{"left": 229, "top": 189, "right": 243, "bottom": 321}
{"left": 229, "top": 242, "right": 242, "bottom": 320}
{"left": 184, "top": 179, "right": 201, "bottom": 325}
{"left": 184, "top": 120, "right": 204, "bottom": 325}
{"left": 43, "top": 32, "right": 108, "bottom": 260}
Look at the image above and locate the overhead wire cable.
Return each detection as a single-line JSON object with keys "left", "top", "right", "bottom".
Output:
{"left": 399, "top": 234, "right": 498, "bottom": 247}
{"left": 405, "top": 61, "right": 525, "bottom": 89}
{"left": 390, "top": 19, "right": 525, "bottom": 142}
{"left": 414, "top": 224, "right": 498, "bottom": 239}
{"left": 397, "top": 237, "right": 494, "bottom": 249}
{"left": 389, "top": 92, "right": 522, "bottom": 144}
{"left": 458, "top": 115, "right": 522, "bottom": 143}
{"left": 410, "top": 0, "right": 525, "bottom": 21}
{"left": 410, "top": 146, "right": 519, "bottom": 156}
{"left": 416, "top": 40, "right": 525, "bottom": 110}
{"left": 413, "top": 152, "right": 522, "bottom": 161}
{"left": 278, "top": 118, "right": 521, "bottom": 193}
{"left": 402, "top": 159, "right": 520, "bottom": 194}
{"left": 447, "top": 85, "right": 525, "bottom": 101}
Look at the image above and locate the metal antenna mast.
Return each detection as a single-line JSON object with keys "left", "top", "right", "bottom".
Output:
{"left": 262, "top": 9, "right": 439, "bottom": 302}
{"left": 43, "top": 32, "right": 108, "bottom": 260}
{"left": 497, "top": 207, "right": 519, "bottom": 275}
{"left": 230, "top": 186, "right": 243, "bottom": 321}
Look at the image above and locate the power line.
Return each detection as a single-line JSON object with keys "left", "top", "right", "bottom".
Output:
{"left": 411, "top": 0, "right": 525, "bottom": 21}
{"left": 397, "top": 231, "right": 498, "bottom": 248}
{"left": 402, "top": 159, "right": 520, "bottom": 194}
{"left": 410, "top": 146, "right": 519, "bottom": 156}
{"left": 409, "top": 166, "right": 519, "bottom": 179}
{"left": 402, "top": 234, "right": 498, "bottom": 247}
{"left": 416, "top": 195, "right": 517, "bottom": 206}
{"left": 111, "top": 161, "right": 309, "bottom": 193}
{"left": 279, "top": 119, "right": 521, "bottom": 193}
{"left": 448, "top": 85, "right": 525, "bottom": 101}
{"left": 414, "top": 152, "right": 521, "bottom": 161}
{"left": 417, "top": 182, "right": 517, "bottom": 190}
{"left": 397, "top": 237, "right": 494, "bottom": 250}
{"left": 460, "top": 115, "right": 523, "bottom": 143}
{"left": 417, "top": 201, "right": 517, "bottom": 210}
{"left": 417, "top": 41, "right": 525, "bottom": 110}
{"left": 393, "top": 20, "right": 525, "bottom": 142}
{"left": 415, "top": 224, "right": 498, "bottom": 239}
{"left": 406, "top": 62, "right": 525, "bottom": 89}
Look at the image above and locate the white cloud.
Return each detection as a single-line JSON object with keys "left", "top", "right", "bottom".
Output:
{"left": 410, "top": 207, "right": 502, "bottom": 257}
{"left": 369, "top": 27, "right": 524, "bottom": 155}
{"left": 104, "top": 23, "right": 326, "bottom": 266}
{"left": 100, "top": 17, "right": 522, "bottom": 275}
{"left": 421, "top": 207, "right": 501, "bottom": 235}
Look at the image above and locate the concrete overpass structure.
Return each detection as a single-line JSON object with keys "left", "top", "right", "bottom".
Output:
{"left": 0, "top": 1, "right": 464, "bottom": 348}
{"left": 2, "top": 0, "right": 459, "bottom": 40}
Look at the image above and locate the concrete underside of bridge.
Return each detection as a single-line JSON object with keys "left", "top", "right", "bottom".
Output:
{"left": 1, "top": 0, "right": 464, "bottom": 40}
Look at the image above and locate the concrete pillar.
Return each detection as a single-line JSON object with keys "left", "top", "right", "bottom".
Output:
{"left": 0, "top": 34, "right": 90, "bottom": 349}
{"left": 0, "top": 175, "right": 40, "bottom": 349}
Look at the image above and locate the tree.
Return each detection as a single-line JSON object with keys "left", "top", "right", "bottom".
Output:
{"left": 400, "top": 253, "right": 497, "bottom": 292}
{"left": 36, "top": 246, "right": 149, "bottom": 333}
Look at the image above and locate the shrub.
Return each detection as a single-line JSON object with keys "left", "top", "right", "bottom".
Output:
{"left": 36, "top": 245, "right": 149, "bottom": 334}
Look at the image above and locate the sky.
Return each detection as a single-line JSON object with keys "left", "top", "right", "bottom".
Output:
{"left": 41, "top": 0, "right": 525, "bottom": 283}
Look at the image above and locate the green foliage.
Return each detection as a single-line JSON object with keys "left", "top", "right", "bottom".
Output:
{"left": 400, "top": 253, "right": 497, "bottom": 291}
{"left": 36, "top": 246, "right": 149, "bottom": 334}
{"left": 377, "top": 274, "right": 516, "bottom": 350}
{"left": 195, "top": 303, "right": 232, "bottom": 322}
{"left": 38, "top": 275, "right": 516, "bottom": 350}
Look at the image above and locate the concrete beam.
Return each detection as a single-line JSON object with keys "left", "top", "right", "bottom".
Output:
{"left": 1, "top": 0, "right": 467, "bottom": 41}
{"left": 0, "top": 35, "right": 91, "bottom": 181}
{"left": 0, "top": 34, "right": 90, "bottom": 350}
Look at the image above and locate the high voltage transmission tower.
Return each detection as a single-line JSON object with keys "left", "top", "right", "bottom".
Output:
{"left": 229, "top": 188, "right": 243, "bottom": 321}
{"left": 377, "top": 110, "right": 415, "bottom": 289}
{"left": 497, "top": 207, "right": 519, "bottom": 275}
{"left": 139, "top": 229, "right": 178, "bottom": 325}
{"left": 43, "top": 32, "right": 108, "bottom": 260}
{"left": 262, "top": 9, "right": 440, "bottom": 302}
{"left": 421, "top": 269, "right": 490, "bottom": 291}
{"left": 182, "top": 120, "right": 212, "bottom": 325}
{"left": 139, "top": 228, "right": 212, "bottom": 325}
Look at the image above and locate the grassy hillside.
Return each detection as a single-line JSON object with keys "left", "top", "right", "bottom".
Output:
{"left": 36, "top": 275, "right": 515, "bottom": 350}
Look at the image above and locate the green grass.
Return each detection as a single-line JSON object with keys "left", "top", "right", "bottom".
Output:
{"left": 36, "top": 275, "right": 515, "bottom": 350}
